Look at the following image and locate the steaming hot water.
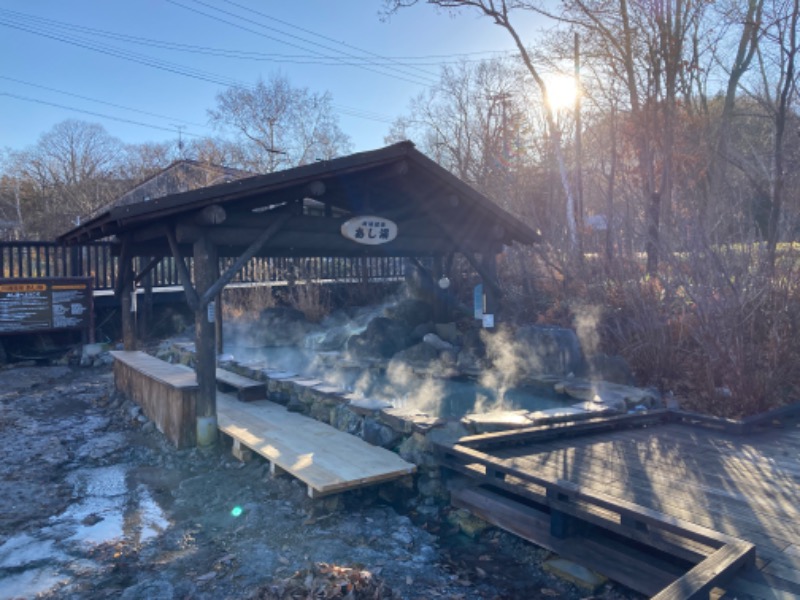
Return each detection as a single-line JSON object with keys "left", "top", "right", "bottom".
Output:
{"left": 225, "top": 344, "right": 567, "bottom": 419}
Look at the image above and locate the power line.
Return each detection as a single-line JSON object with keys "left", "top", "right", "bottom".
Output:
{"left": 0, "top": 17, "right": 249, "bottom": 89}
{"left": 167, "top": 0, "right": 438, "bottom": 87}
{"left": 219, "top": 0, "right": 441, "bottom": 79}
{"left": 0, "top": 75, "right": 207, "bottom": 129}
{"left": 0, "top": 9, "right": 400, "bottom": 124}
{"left": 0, "top": 91, "right": 207, "bottom": 137}
{"left": 0, "top": 6, "right": 508, "bottom": 67}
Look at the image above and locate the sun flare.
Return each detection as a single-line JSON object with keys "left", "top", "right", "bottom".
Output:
{"left": 544, "top": 73, "right": 579, "bottom": 111}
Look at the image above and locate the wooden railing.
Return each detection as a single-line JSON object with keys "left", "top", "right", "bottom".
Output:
{"left": 0, "top": 241, "right": 406, "bottom": 292}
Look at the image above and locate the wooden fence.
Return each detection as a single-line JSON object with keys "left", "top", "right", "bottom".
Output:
{"left": 0, "top": 241, "right": 407, "bottom": 293}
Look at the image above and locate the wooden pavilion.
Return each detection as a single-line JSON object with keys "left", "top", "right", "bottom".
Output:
{"left": 59, "top": 141, "right": 540, "bottom": 445}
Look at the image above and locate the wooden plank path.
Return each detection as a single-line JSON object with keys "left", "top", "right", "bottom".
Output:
{"left": 109, "top": 352, "right": 415, "bottom": 497}
{"left": 216, "top": 393, "right": 416, "bottom": 497}
{"left": 456, "top": 420, "right": 800, "bottom": 599}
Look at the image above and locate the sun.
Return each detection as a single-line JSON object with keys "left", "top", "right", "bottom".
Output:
{"left": 544, "top": 73, "right": 579, "bottom": 111}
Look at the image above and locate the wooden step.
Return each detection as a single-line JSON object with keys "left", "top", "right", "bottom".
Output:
{"left": 216, "top": 368, "right": 266, "bottom": 401}
{"left": 216, "top": 393, "right": 415, "bottom": 497}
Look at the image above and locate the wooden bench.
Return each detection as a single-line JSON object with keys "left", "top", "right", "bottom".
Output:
{"left": 215, "top": 368, "right": 266, "bottom": 401}
{"left": 110, "top": 351, "right": 198, "bottom": 448}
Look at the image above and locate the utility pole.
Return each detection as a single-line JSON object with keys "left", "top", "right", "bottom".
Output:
{"left": 173, "top": 125, "right": 186, "bottom": 157}
{"left": 574, "top": 32, "right": 585, "bottom": 258}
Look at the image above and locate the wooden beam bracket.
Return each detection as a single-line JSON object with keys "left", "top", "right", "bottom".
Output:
{"left": 166, "top": 225, "right": 200, "bottom": 311}
{"left": 198, "top": 212, "right": 292, "bottom": 308}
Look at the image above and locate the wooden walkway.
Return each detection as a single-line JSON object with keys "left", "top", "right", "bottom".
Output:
{"left": 110, "top": 351, "right": 415, "bottom": 496}
{"left": 442, "top": 418, "right": 800, "bottom": 599}
{"left": 216, "top": 393, "right": 416, "bottom": 498}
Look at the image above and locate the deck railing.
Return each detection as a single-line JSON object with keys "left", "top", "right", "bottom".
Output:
{"left": 0, "top": 241, "right": 406, "bottom": 292}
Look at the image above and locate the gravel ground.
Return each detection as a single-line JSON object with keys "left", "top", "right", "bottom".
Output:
{"left": 0, "top": 363, "right": 640, "bottom": 599}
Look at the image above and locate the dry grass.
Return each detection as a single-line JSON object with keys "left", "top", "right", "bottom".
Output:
{"left": 222, "top": 285, "right": 276, "bottom": 320}
{"left": 515, "top": 243, "right": 800, "bottom": 418}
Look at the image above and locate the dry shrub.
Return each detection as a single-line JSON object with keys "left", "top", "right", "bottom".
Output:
{"left": 675, "top": 249, "right": 800, "bottom": 417}
{"left": 596, "top": 265, "right": 690, "bottom": 391}
{"left": 276, "top": 260, "right": 331, "bottom": 323}
{"left": 222, "top": 285, "right": 276, "bottom": 319}
{"left": 506, "top": 241, "right": 800, "bottom": 418}
{"left": 285, "top": 280, "right": 330, "bottom": 323}
{"left": 594, "top": 246, "right": 800, "bottom": 417}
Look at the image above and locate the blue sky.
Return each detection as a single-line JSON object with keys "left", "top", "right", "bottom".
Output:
{"left": 0, "top": 1, "right": 544, "bottom": 155}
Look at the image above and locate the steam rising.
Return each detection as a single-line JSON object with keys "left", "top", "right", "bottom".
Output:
{"left": 221, "top": 292, "right": 596, "bottom": 418}
{"left": 573, "top": 304, "right": 601, "bottom": 359}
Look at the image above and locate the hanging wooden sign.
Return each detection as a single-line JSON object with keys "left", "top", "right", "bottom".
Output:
{"left": 340, "top": 216, "right": 398, "bottom": 245}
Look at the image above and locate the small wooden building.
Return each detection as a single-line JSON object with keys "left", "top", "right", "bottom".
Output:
{"left": 59, "top": 142, "right": 539, "bottom": 445}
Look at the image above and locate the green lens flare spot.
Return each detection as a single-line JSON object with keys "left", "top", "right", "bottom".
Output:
{"left": 231, "top": 506, "right": 243, "bottom": 517}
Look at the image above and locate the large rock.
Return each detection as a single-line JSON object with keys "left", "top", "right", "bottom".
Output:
{"left": 512, "top": 325, "right": 585, "bottom": 377}
{"left": 346, "top": 317, "right": 410, "bottom": 359}
{"left": 555, "top": 379, "right": 660, "bottom": 411}
{"left": 461, "top": 328, "right": 486, "bottom": 358}
{"left": 456, "top": 348, "right": 484, "bottom": 375}
{"left": 363, "top": 417, "right": 402, "bottom": 449}
{"left": 409, "top": 321, "right": 435, "bottom": 343}
{"left": 422, "top": 333, "right": 454, "bottom": 352}
{"left": 392, "top": 342, "right": 440, "bottom": 366}
{"left": 434, "top": 322, "right": 462, "bottom": 346}
{"left": 384, "top": 298, "right": 434, "bottom": 328}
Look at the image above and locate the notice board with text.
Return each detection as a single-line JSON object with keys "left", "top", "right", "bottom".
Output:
{"left": 0, "top": 278, "right": 93, "bottom": 336}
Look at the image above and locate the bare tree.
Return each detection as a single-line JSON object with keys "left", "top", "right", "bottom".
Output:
{"left": 760, "top": 0, "right": 799, "bottom": 268}
{"left": 383, "top": 0, "right": 581, "bottom": 257}
{"left": 1, "top": 120, "right": 125, "bottom": 238}
{"left": 209, "top": 74, "right": 352, "bottom": 173}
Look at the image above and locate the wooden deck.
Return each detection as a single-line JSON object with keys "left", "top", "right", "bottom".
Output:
{"left": 216, "top": 393, "right": 416, "bottom": 498}
{"left": 441, "top": 418, "right": 800, "bottom": 599}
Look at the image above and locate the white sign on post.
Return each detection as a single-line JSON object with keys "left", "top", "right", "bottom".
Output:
{"left": 207, "top": 301, "right": 215, "bottom": 323}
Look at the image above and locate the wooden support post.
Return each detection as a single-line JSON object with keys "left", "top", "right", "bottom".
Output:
{"left": 432, "top": 255, "right": 446, "bottom": 322}
{"left": 139, "top": 257, "right": 154, "bottom": 340}
{"left": 547, "top": 482, "right": 582, "bottom": 539}
{"left": 215, "top": 291, "right": 223, "bottom": 356}
{"left": 231, "top": 439, "right": 253, "bottom": 462}
{"left": 214, "top": 257, "right": 223, "bottom": 356}
{"left": 193, "top": 233, "right": 218, "bottom": 447}
{"left": 480, "top": 251, "right": 499, "bottom": 325}
{"left": 166, "top": 225, "right": 200, "bottom": 310}
{"left": 118, "top": 250, "right": 136, "bottom": 351}
{"left": 486, "top": 467, "right": 506, "bottom": 482}
{"left": 270, "top": 461, "right": 288, "bottom": 477}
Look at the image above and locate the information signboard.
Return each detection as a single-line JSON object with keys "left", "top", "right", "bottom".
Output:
{"left": 0, "top": 278, "right": 93, "bottom": 335}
